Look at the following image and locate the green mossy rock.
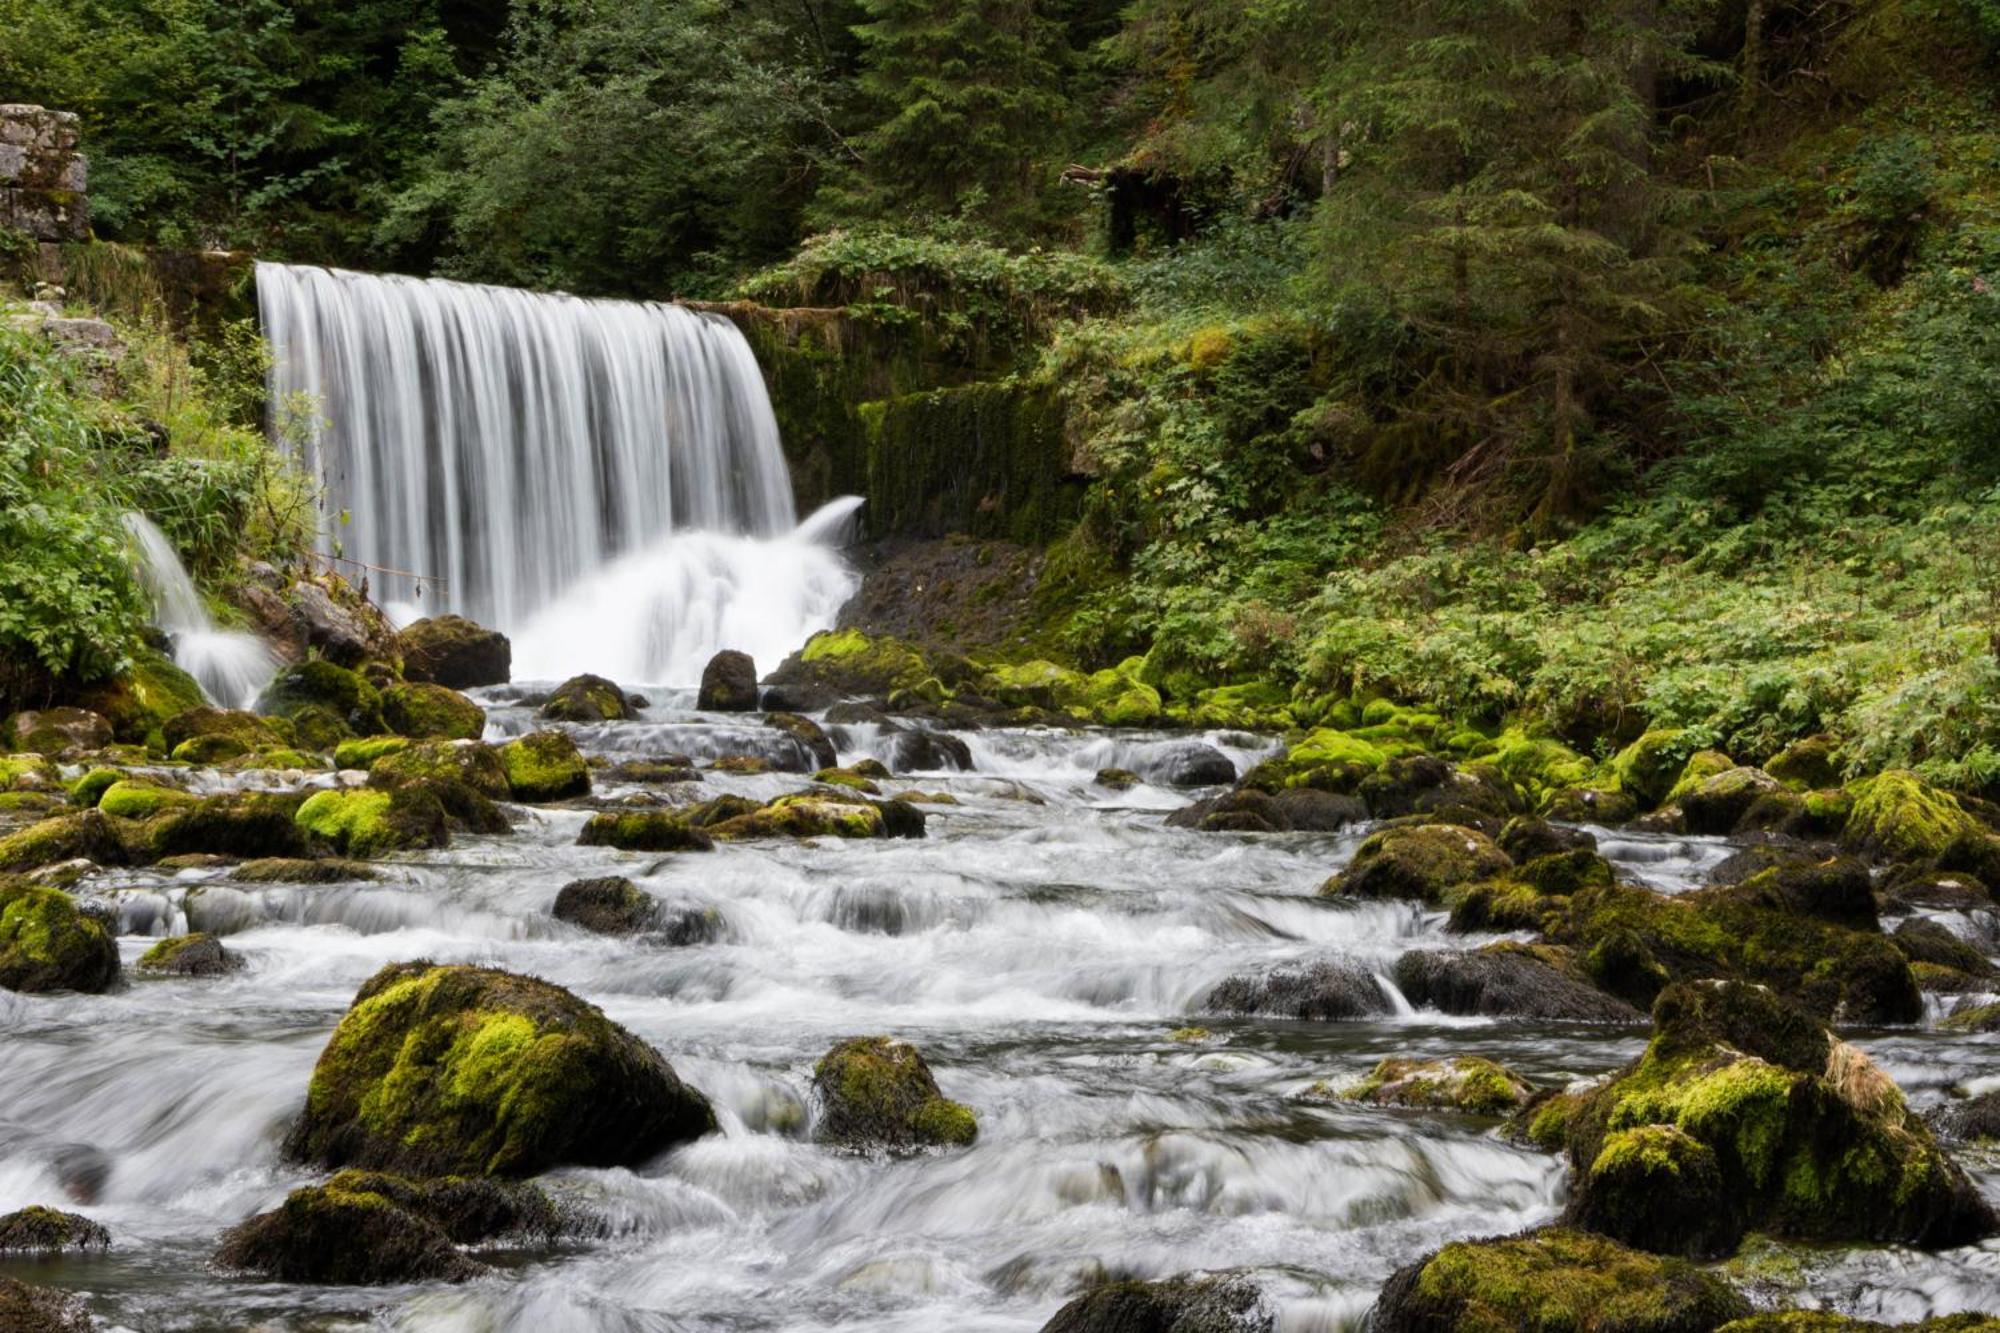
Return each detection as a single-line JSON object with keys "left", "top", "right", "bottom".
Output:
{"left": 0, "top": 1205, "right": 110, "bottom": 1252}
{"left": 256, "top": 661, "right": 388, "bottom": 740}
{"left": 983, "top": 658, "right": 1089, "bottom": 711}
{"left": 1707, "top": 856, "right": 1878, "bottom": 932}
{"left": 767, "top": 711, "right": 839, "bottom": 770}
{"left": 1844, "top": 771, "right": 1983, "bottom": 862}
{"left": 711, "top": 793, "right": 909, "bottom": 841}
{"left": 0, "top": 881, "right": 118, "bottom": 993}
{"left": 1608, "top": 729, "right": 1696, "bottom": 807}
{"left": 96, "top": 779, "right": 194, "bottom": 820}
{"left": 576, "top": 811, "right": 716, "bottom": 853}
{"left": 1542, "top": 785, "right": 1642, "bottom": 825}
{"left": 335, "top": 735, "right": 411, "bottom": 769}
{"left": 775, "top": 628, "right": 934, "bottom": 699}
{"left": 1320, "top": 823, "right": 1512, "bottom": 907}
{"left": 1338, "top": 1055, "right": 1533, "bottom": 1116}
{"left": 1080, "top": 658, "right": 1162, "bottom": 727}
{"left": 1184, "top": 680, "right": 1294, "bottom": 730}
{"left": 0, "top": 811, "right": 129, "bottom": 873}
{"left": 0, "top": 1277, "right": 92, "bottom": 1333}
{"left": 1717, "top": 1316, "right": 2000, "bottom": 1332}
{"left": 286, "top": 961, "right": 716, "bottom": 1177}
{"left": 552, "top": 876, "right": 659, "bottom": 934}
{"left": 540, "top": 673, "right": 636, "bottom": 722}
{"left": 214, "top": 1178, "right": 484, "bottom": 1284}
{"left": 1678, "top": 766, "right": 1786, "bottom": 835}
{"left": 815, "top": 766, "right": 882, "bottom": 793}
{"left": 498, "top": 730, "right": 591, "bottom": 801}
{"left": 1242, "top": 727, "right": 1390, "bottom": 793}
{"left": 1764, "top": 735, "right": 1844, "bottom": 791}
{"left": 232, "top": 856, "right": 377, "bottom": 884}
{"left": 1372, "top": 1227, "right": 1750, "bottom": 1333}
{"left": 135, "top": 792, "right": 312, "bottom": 862}
{"left": 0, "top": 754, "right": 62, "bottom": 793}
{"left": 381, "top": 681, "right": 485, "bottom": 740}
{"left": 7, "top": 707, "right": 113, "bottom": 757}
{"left": 1095, "top": 767, "right": 1140, "bottom": 790}
{"left": 66, "top": 767, "right": 125, "bottom": 808}
{"left": 136, "top": 931, "right": 243, "bottom": 976}
{"left": 1039, "top": 1274, "right": 1270, "bottom": 1333}
{"left": 1665, "top": 750, "right": 1738, "bottom": 805}
{"left": 74, "top": 646, "right": 206, "bottom": 751}
{"left": 162, "top": 706, "right": 281, "bottom": 756}
{"left": 1562, "top": 981, "right": 1995, "bottom": 1256}
{"left": 295, "top": 786, "right": 448, "bottom": 858}
{"left": 812, "top": 1036, "right": 977, "bottom": 1150}
{"left": 1940, "top": 1002, "right": 2000, "bottom": 1032}
{"left": 397, "top": 614, "right": 511, "bottom": 689}
{"left": 1480, "top": 730, "right": 1596, "bottom": 807}
{"left": 169, "top": 733, "right": 251, "bottom": 763}
{"left": 372, "top": 739, "right": 511, "bottom": 799}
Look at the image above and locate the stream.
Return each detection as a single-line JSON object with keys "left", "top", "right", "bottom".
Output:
{"left": 2, "top": 687, "right": 1996, "bottom": 1331}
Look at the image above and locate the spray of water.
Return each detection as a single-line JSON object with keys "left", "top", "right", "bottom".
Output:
{"left": 121, "top": 512, "right": 278, "bottom": 709}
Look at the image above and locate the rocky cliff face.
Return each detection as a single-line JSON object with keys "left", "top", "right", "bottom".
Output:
{"left": 0, "top": 105, "right": 88, "bottom": 243}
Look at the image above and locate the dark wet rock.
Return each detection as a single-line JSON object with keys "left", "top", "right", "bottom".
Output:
{"left": 8, "top": 708, "right": 113, "bottom": 757}
{"left": 602, "top": 760, "right": 702, "bottom": 784}
{"left": 1038, "top": 1273, "right": 1272, "bottom": 1333}
{"left": 1704, "top": 855, "right": 1878, "bottom": 931}
{"left": 287, "top": 961, "right": 716, "bottom": 1177}
{"left": 1706, "top": 842, "right": 1805, "bottom": 887}
{"left": 1875, "top": 866, "right": 1993, "bottom": 914}
{"left": 1542, "top": 786, "right": 1642, "bottom": 825}
{"left": 697, "top": 650, "right": 759, "bottom": 711}
{"left": 812, "top": 1036, "right": 977, "bottom": 1151}
{"left": 767, "top": 711, "right": 839, "bottom": 771}
{"left": 136, "top": 931, "right": 243, "bottom": 977}
{"left": 1143, "top": 742, "right": 1237, "bottom": 788}
{"left": 1561, "top": 980, "right": 1995, "bottom": 1256}
{"left": 1332, "top": 1055, "right": 1533, "bottom": 1116}
{"left": 553, "top": 876, "right": 659, "bottom": 935}
{"left": 1370, "top": 1227, "right": 1750, "bottom": 1333}
{"left": 1270, "top": 788, "right": 1367, "bottom": 831}
{"left": 1320, "top": 823, "right": 1512, "bottom": 907}
{"left": 1498, "top": 816, "right": 1596, "bottom": 864}
{"left": 1201, "top": 960, "right": 1391, "bottom": 1021}
{"left": 1927, "top": 1091, "right": 2000, "bottom": 1143}
{"left": 542, "top": 673, "right": 638, "bottom": 723}
{"left": 397, "top": 614, "right": 511, "bottom": 688}
{"left": 50, "top": 1144, "right": 110, "bottom": 1204}
{"left": 0, "top": 1277, "right": 93, "bottom": 1333}
{"left": 1393, "top": 945, "right": 1645, "bottom": 1023}
{"left": 1678, "top": 766, "right": 1785, "bottom": 835}
{"left": 763, "top": 682, "right": 840, "bottom": 714}
{"left": 1095, "top": 768, "right": 1140, "bottom": 791}
{"left": 1166, "top": 788, "right": 1289, "bottom": 834}
{"left": 0, "top": 882, "right": 118, "bottom": 993}
{"left": 287, "top": 580, "right": 394, "bottom": 667}
{"left": 883, "top": 725, "right": 973, "bottom": 773}
{"left": 232, "top": 857, "right": 377, "bottom": 884}
{"left": 0, "top": 1205, "right": 110, "bottom": 1252}
{"left": 657, "top": 905, "right": 725, "bottom": 947}
{"left": 498, "top": 730, "right": 591, "bottom": 801}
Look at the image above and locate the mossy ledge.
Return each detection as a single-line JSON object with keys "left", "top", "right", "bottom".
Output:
{"left": 285, "top": 961, "right": 716, "bottom": 1177}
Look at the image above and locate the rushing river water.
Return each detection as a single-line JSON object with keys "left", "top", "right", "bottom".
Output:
{"left": 2, "top": 690, "right": 1996, "bottom": 1331}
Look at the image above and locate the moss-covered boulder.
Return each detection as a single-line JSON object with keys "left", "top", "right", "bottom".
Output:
{"left": 286, "top": 961, "right": 716, "bottom": 1177}
{"left": 540, "top": 673, "right": 637, "bottom": 723}
{"left": 371, "top": 738, "right": 511, "bottom": 800}
{"left": 497, "top": 730, "right": 591, "bottom": 801}
{"left": 1241, "top": 727, "right": 1390, "bottom": 793}
{"left": 0, "top": 810, "right": 129, "bottom": 872}
{"left": 162, "top": 705, "right": 282, "bottom": 757}
{"left": 1320, "top": 824, "right": 1512, "bottom": 907}
{"left": 1844, "top": 771, "right": 1984, "bottom": 862}
{"left": 1704, "top": 855, "right": 1878, "bottom": 932}
{"left": 397, "top": 614, "right": 511, "bottom": 689}
{"left": 0, "top": 1205, "right": 110, "bottom": 1252}
{"left": 65, "top": 767, "right": 124, "bottom": 808}
{"left": 136, "top": 932, "right": 243, "bottom": 977}
{"left": 1609, "top": 729, "right": 1697, "bottom": 808}
{"left": 94, "top": 778, "right": 193, "bottom": 820}
{"left": 1371, "top": 1227, "right": 1750, "bottom": 1333}
{"left": 381, "top": 681, "right": 485, "bottom": 740}
{"left": 0, "top": 1277, "right": 92, "bottom": 1333}
{"left": 8, "top": 708, "right": 112, "bottom": 757}
{"left": 214, "top": 1178, "right": 483, "bottom": 1284}
{"left": 232, "top": 856, "right": 377, "bottom": 884}
{"left": 1202, "top": 959, "right": 1393, "bottom": 1020}
{"left": 295, "top": 785, "right": 448, "bottom": 858}
{"left": 1677, "top": 766, "right": 1786, "bottom": 835}
{"left": 1560, "top": 981, "right": 1994, "bottom": 1257}
{"left": 1095, "top": 767, "right": 1140, "bottom": 791}
{"left": 1336, "top": 1056, "right": 1533, "bottom": 1115}
{"left": 1358, "top": 754, "right": 1515, "bottom": 824}
{"left": 576, "top": 812, "right": 716, "bottom": 853}
{"left": 697, "top": 649, "right": 759, "bottom": 711}
{"left": 73, "top": 645, "right": 206, "bottom": 751}
{"left": 334, "top": 735, "right": 410, "bottom": 769}
{"left": 712, "top": 793, "right": 915, "bottom": 840}
{"left": 132, "top": 791, "right": 312, "bottom": 862}
{"left": 1764, "top": 735, "right": 1844, "bottom": 791}
{"left": 1080, "top": 658, "right": 1162, "bottom": 727}
{"left": 552, "top": 876, "right": 660, "bottom": 935}
{"left": 256, "top": 661, "right": 388, "bottom": 741}
{"left": 0, "top": 881, "right": 118, "bottom": 993}
{"left": 766, "top": 710, "right": 840, "bottom": 771}
{"left": 0, "top": 754, "right": 61, "bottom": 795}
{"left": 811, "top": 1036, "right": 977, "bottom": 1150}
{"left": 1038, "top": 1275, "right": 1271, "bottom": 1333}
{"left": 815, "top": 766, "right": 882, "bottom": 793}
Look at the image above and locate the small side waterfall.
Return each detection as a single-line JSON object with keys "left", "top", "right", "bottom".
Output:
{"left": 121, "top": 513, "right": 278, "bottom": 709}
{"left": 256, "top": 263, "right": 856, "bottom": 683}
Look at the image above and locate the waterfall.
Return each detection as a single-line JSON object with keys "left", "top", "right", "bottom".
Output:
{"left": 121, "top": 513, "right": 279, "bottom": 710}
{"left": 255, "top": 263, "right": 857, "bottom": 684}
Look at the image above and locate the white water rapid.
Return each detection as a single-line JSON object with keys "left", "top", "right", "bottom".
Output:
{"left": 255, "top": 263, "right": 856, "bottom": 683}
{"left": 121, "top": 512, "right": 278, "bottom": 709}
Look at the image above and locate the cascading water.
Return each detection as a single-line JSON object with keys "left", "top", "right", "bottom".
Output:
{"left": 255, "top": 262, "right": 857, "bottom": 683}
{"left": 121, "top": 512, "right": 278, "bottom": 709}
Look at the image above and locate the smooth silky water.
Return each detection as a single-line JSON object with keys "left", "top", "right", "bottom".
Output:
{"left": 3, "top": 696, "right": 1997, "bottom": 1330}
